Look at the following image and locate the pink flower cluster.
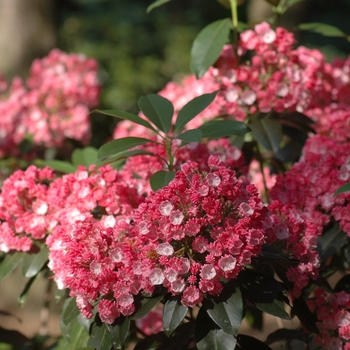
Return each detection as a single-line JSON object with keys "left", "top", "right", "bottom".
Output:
{"left": 270, "top": 134, "right": 350, "bottom": 237}
{"left": 45, "top": 157, "right": 270, "bottom": 323}
{"left": 0, "top": 49, "right": 100, "bottom": 156}
{"left": 0, "top": 164, "right": 143, "bottom": 252}
{"left": 307, "top": 288, "right": 350, "bottom": 349}
{"left": 266, "top": 201, "right": 321, "bottom": 298}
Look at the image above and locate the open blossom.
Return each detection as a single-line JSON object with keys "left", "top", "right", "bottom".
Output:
{"left": 132, "top": 156, "right": 269, "bottom": 307}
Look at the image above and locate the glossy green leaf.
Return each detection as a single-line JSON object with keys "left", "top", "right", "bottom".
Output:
{"left": 146, "top": 0, "right": 172, "bottom": 12}
{"left": 190, "top": 19, "right": 232, "bottom": 78}
{"left": 298, "top": 22, "right": 346, "bottom": 38}
{"left": 200, "top": 120, "right": 250, "bottom": 138}
{"left": 196, "top": 308, "right": 237, "bottom": 350}
{"left": 97, "top": 137, "right": 153, "bottom": 162}
{"left": 0, "top": 252, "right": 23, "bottom": 281}
{"left": 138, "top": 94, "right": 174, "bottom": 134}
{"left": 17, "top": 274, "right": 40, "bottom": 307}
{"left": 72, "top": 147, "right": 98, "bottom": 168}
{"left": 176, "top": 129, "right": 203, "bottom": 143}
{"left": 174, "top": 91, "right": 219, "bottom": 131}
{"left": 150, "top": 170, "right": 176, "bottom": 192}
{"left": 335, "top": 182, "right": 350, "bottom": 196}
{"left": 163, "top": 296, "right": 189, "bottom": 336}
{"left": 21, "top": 245, "right": 49, "bottom": 278}
{"left": 88, "top": 322, "right": 113, "bottom": 350}
{"left": 94, "top": 109, "right": 156, "bottom": 133}
{"left": 34, "top": 159, "right": 77, "bottom": 174}
{"left": 69, "top": 321, "right": 90, "bottom": 349}
{"left": 96, "top": 149, "right": 156, "bottom": 168}
{"left": 317, "top": 224, "right": 348, "bottom": 262}
{"left": 132, "top": 291, "right": 166, "bottom": 320}
{"left": 61, "top": 298, "right": 80, "bottom": 340}
{"left": 256, "top": 299, "right": 290, "bottom": 320}
{"left": 204, "top": 288, "right": 243, "bottom": 335}
{"left": 106, "top": 316, "right": 130, "bottom": 349}
{"left": 249, "top": 114, "right": 283, "bottom": 153}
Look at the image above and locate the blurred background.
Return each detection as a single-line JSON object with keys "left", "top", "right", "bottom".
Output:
{"left": 0, "top": 0, "right": 350, "bottom": 345}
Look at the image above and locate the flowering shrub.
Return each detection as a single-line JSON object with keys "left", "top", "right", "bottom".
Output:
{"left": 1, "top": 2, "right": 350, "bottom": 350}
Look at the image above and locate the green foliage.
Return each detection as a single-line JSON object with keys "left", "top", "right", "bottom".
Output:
{"left": 163, "top": 296, "right": 188, "bottom": 337}
{"left": 150, "top": 170, "right": 176, "bottom": 191}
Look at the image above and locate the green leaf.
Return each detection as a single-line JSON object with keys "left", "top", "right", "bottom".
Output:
{"left": 138, "top": 94, "right": 174, "bottom": 134}
{"left": 21, "top": 245, "right": 49, "bottom": 278}
{"left": 190, "top": 19, "right": 232, "bottom": 78}
{"left": 256, "top": 299, "right": 290, "bottom": 320}
{"left": 334, "top": 274, "right": 350, "bottom": 293}
{"left": 249, "top": 114, "right": 283, "bottom": 153}
{"left": 236, "top": 334, "right": 273, "bottom": 349}
{"left": 176, "top": 129, "right": 203, "bottom": 143}
{"left": 196, "top": 308, "right": 237, "bottom": 350}
{"left": 97, "top": 137, "right": 153, "bottom": 163}
{"left": 133, "top": 333, "right": 167, "bottom": 350}
{"left": 150, "top": 171, "right": 176, "bottom": 191}
{"left": 72, "top": 147, "right": 98, "bottom": 168}
{"left": 132, "top": 291, "right": 166, "bottom": 320}
{"left": 199, "top": 120, "right": 250, "bottom": 138}
{"left": 61, "top": 298, "right": 81, "bottom": 340}
{"left": 265, "top": 328, "right": 304, "bottom": 346}
{"left": 17, "top": 274, "right": 40, "bottom": 307}
{"left": 0, "top": 252, "right": 23, "bottom": 281}
{"left": 55, "top": 288, "right": 67, "bottom": 303}
{"left": 106, "top": 316, "right": 130, "bottom": 349}
{"left": 174, "top": 91, "right": 219, "bottom": 132}
{"left": 298, "top": 22, "right": 346, "bottom": 38}
{"left": 88, "top": 322, "right": 113, "bottom": 350}
{"left": 69, "top": 321, "right": 90, "bottom": 349}
{"left": 146, "top": 0, "right": 172, "bottom": 13}
{"left": 204, "top": 287, "right": 243, "bottom": 336}
{"left": 317, "top": 224, "right": 348, "bottom": 262}
{"left": 335, "top": 182, "right": 350, "bottom": 196}
{"left": 94, "top": 109, "right": 156, "bottom": 133}
{"left": 163, "top": 296, "right": 188, "bottom": 337}
{"left": 34, "top": 159, "right": 77, "bottom": 174}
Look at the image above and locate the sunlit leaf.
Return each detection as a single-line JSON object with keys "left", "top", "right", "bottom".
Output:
{"left": 138, "top": 94, "right": 173, "bottom": 134}
{"left": 174, "top": 91, "right": 219, "bottom": 132}
{"left": 21, "top": 245, "right": 49, "bottom": 278}
{"left": 150, "top": 171, "right": 176, "bottom": 191}
{"left": 147, "top": 0, "right": 172, "bottom": 13}
{"left": 190, "top": 19, "right": 232, "bottom": 78}
{"left": 0, "top": 252, "right": 24, "bottom": 281}
{"left": 72, "top": 147, "right": 98, "bottom": 168}
{"left": 88, "top": 322, "right": 112, "bottom": 350}
{"left": 34, "top": 159, "right": 77, "bottom": 174}
{"left": 94, "top": 109, "right": 156, "bottom": 133}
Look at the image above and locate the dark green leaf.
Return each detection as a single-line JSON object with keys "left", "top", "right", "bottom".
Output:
{"left": 265, "top": 328, "right": 304, "bottom": 345}
{"left": 146, "top": 0, "right": 172, "bottom": 13}
{"left": 97, "top": 137, "right": 153, "bottom": 163}
{"left": 298, "top": 22, "right": 346, "bottom": 38}
{"left": 316, "top": 224, "right": 348, "bottom": 262}
{"left": 256, "top": 299, "right": 290, "bottom": 320}
{"left": 55, "top": 288, "right": 67, "bottom": 303}
{"left": 176, "top": 129, "right": 203, "bottom": 143}
{"left": 94, "top": 109, "right": 156, "bottom": 133}
{"left": 69, "top": 321, "right": 90, "bottom": 349}
{"left": 190, "top": 19, "right": 232, "bottom": 78}
{"left": 133, "top": 333, "right": 167, "bottom": 350}
{"left": 132, "top": 291, "right": 166, "bottom": 320}
{"left": 200, "top": 120, "right": 250, "bottom": 138}
{"left": 334, "top": 182, "right": 350, "bottom": 196}
{"left": 61, "top": 298, "right": 80, "bottom": 340}
{"left": 292, "top": 298, "right": 319, "bottom": 334}
{"left": 21, "top": 245, "right": 49, "bottom": 278}
{"left": 106, "top": 316, "right": 130, "bottom": 349}
{"left": 0, "top": 327, "right": 29, "bottom": 346}
{"left": 34, "top": 159, "right": 77, "bottom": 174}
{"left": 17, "top": 274, "right": 40, "bottom": 307}
{"left": 138, "top": 94, "right": 174, "bottom": 134}
{"left": 174, "top": 91, "right": 219, "bottom": 131}
{"left": 163, "top": 296, "right": 188, "bottom": 336}
{"left": 334, "top": 274, "right": 350, "bottom": 293}
{"left": 249, "top": 114, "right": 283, "bottom": 153}
{"left": 204, "top": 288, "right": 243, "bottom": 335}
{"left": 274, "top": 140, "right": 303, "bottom": 163}
{"left": 162, "top": 322, "right": 195, "bottom": 350}
{"left": 259, "top": 244, "right": 289, "bottom": 261}
{"left": 196, "top": 308, "right": 237, "bottom": 350}
{"left": 72, "top": 147, "right": 98, "bottom": 168}
{"left": 88, "top": 322, "right": 113, "bottom": 350}
{"left": 150, "top": 171, "right": 175, "bottom": 192}
{"left": 0, "top": 252, "right": 23, "bottom": 281}
{"left": 236, "top": 334, "right": 273, "bottom": 349}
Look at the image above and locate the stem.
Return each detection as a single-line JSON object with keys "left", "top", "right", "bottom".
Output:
{"left": 229, "top": 0, "right": 239, "bottom": 60}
